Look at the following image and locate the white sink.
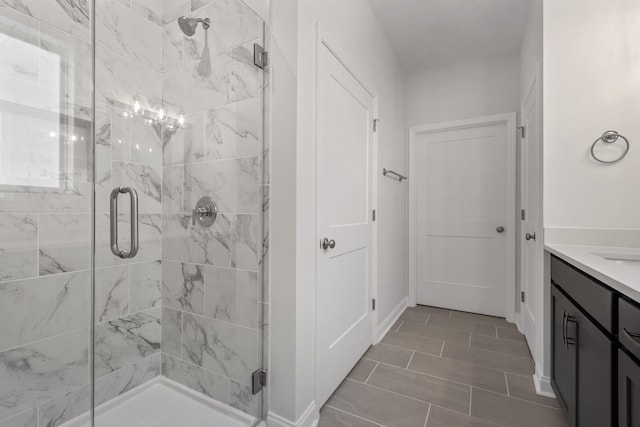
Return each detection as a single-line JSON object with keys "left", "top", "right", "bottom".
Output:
{"left": 593, "top": 252, "right": 640, "bottom": 265}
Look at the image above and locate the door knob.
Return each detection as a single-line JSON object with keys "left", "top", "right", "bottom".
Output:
{"left": 525, "top": 232, "right": 536, "bottom": 241}
{"left": 496, "top": 226, "right": 505, "bottom": 233}
{"left": 321, "top": 238, "right": 336, "bottom": 250}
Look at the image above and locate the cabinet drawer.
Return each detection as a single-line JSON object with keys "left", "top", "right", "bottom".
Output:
{"left": 620, "top": 298, "right": 640, "bottom": 360}
{"left": 551, "top": 255, "right": 613, "bottom": 332}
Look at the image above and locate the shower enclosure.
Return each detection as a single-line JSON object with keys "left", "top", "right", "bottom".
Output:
{"left": 0, "top": 0, "right": 269, "bottom": 425}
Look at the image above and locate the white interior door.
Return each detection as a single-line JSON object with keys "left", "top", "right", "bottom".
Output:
{"left": 316, "top": 42, "right": 374, "bottom": 407}
{"left": 412, "top": 116, "right": 515, "bottom": 318}
{"left": 520, "top": 72, "right": 542, "bottom": 355}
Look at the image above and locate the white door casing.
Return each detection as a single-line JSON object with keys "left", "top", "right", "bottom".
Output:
{"left": 315, "top": 41, "right": 375, "bottom": 407}
{"left": 409, "top": 114, "right": 517, "bottom": 320}
{"left": 520, "top": 67, "right": 543, "bottom": 358}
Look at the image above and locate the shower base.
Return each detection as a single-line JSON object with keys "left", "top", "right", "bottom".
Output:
{"left": 62, "top": 377, "right": 262, "bottom": 427}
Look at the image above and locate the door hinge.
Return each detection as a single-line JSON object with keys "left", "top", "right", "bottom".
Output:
{"left": 518, "top": 126, "right": 526, "bottom": 138}
{"left": 521, "top": 209, "right": 526, "bottom": 220}
{"left": 372, "top": 209, "right": 376, "bottom": 221}
{"left": 253, "top": 43, "right": 268, "bottom": 69}
{"left": 373, "top": 119, "right": 379, "bottom": 132}
{"left": 251, "top": 369, "right": 267, "bottom": 394}
{"left": 521, "top": 291, "right": 526, "bottom": 303}
{"left": 372, "top": 299, "right": 376, "bottom": 310}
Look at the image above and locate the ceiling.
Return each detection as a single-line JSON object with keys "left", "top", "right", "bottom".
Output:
{"left": 368, "top": 0, "right": 532, "bottom": 72}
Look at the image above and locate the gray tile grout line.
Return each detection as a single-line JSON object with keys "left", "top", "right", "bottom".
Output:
{"left": 323, "top": 404, "right": 382, "bottom": 426}
{"left": 504, "top": 371, "right": 510, "bottom": 397}
{"left": 363, "top": 362, "right": 379, "bottom": 384}
{"left": 423, "top": 403, "right": 431, "bottom": 427}
{"left": 469, "top": 386, "right": 473, "bottom": 416}
{"left": 405, "top": 350, "right": 416, "bottom": 369}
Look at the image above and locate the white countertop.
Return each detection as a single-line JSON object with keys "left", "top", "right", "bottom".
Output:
{"left": 546, "top": 243, "right": 640, "bottom": 302}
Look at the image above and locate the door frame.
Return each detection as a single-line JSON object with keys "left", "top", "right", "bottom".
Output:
{"left": 313, "top": 24, "right": 380, "bottom": 401}
{"left": 408, "top": 113, "right": 518, "bottom": 322}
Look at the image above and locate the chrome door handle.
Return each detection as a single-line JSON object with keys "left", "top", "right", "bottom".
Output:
{"left": 496, "top": 226, "right": 505, "bottom": 233}
{"left": 110, "top": 186, "right": 139, "bottom": 259}
{"left": 525, "top": 232, "right": 536, "bottom": 241}
{"left": 320, "top": 238, "right": 336, "bottom": 250}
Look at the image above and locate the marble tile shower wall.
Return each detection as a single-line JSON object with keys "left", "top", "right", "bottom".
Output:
{"left": 160, "top": 0, "right": 268, "bottom": 419}
{"left": 0, "top": 0, "right": 165, "bottom": 425}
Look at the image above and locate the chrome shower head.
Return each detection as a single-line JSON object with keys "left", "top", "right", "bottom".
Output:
{"left": 177, "top": 16, "right": 210, "bottom": 37}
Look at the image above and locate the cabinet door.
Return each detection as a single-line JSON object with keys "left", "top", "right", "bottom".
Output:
{"left": 619, "top": 349, "right": 640, "bottom": 427}
{"left": 551, "top": 285, "right": 577, "bottom": 426}
{"left": 572, "top": 305, "right": 612, "bottom": 426}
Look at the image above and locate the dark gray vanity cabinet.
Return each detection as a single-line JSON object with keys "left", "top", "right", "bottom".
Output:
{"left": 551, "top": 256, "right": 613, "bottom": 427}
{"left": 618, "top": 297, "right": 640, "bottom": 427}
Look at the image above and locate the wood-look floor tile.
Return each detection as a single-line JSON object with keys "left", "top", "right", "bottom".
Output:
{"left": 347, "top": 358, "right": 378, "bottom": 382}
{"left": 319, "top": 406, "right": 381, "bottom": 427}
{"left": 426, "top": 405, "right": 502, "bottom": 427}
{"left": 470, "top": 334, "right": 531, "bottom": 358}
{"left": 427, "top": 315, "right": 497, "bottom": 337}
{"left": 471, "top": 388, "right": 567, "bottom": 427}
{"left": 367, "top": 363, "right": 470, "bottom": 414}
{"left": 442, "top": 342, "right": 534, "bottom": 376}
{"left": 327, "top": 380, "right": 429, "bottom": 427}
{"left": 497, "top": 327, "right": 527, "bottom": 342}
{"left": 364, "top": 344, "right": 413, "bottom": 368}
{"left": 450, "top": 311, "right": 517, "bottom": 329}
{"left": 506, "top": 373, "right": 560, "bottom": 408}
{"left": 382, "top": 331, "right": 444, "bottom": 356}
{"left": 399, "top": 320, "right": 470, "bottom": 345}
{"left": 409, "top": 351, "right": 508, "bottom": 394}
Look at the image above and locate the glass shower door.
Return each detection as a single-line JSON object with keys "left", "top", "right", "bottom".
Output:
{"left": 92, "top": 0, "right": 268, "bottom": 425}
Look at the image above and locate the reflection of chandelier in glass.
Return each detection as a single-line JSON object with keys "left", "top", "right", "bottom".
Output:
{"left": 119, "top": 95, "right": 186, "bottom": 130}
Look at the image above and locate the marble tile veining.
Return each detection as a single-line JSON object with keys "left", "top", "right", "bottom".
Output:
{"left": 0, "top": 328, "right": 89, "bottom": 421}
{"left": 0, "top": 271, "right": 90, "bottom": 352}
{"left": 0, "top": 214, "right": 37, "bottom": 283}
{"left": 163, "top": 261, "right": 205, "bottom": 314}
{"left": 94, "top": 308, "right": 161, "bottom": 378}
{"left": 204, "top": 266, "right": 258, "bottom": 328}
{"left": 161, "top": 353, "right": 227, "bottom": 402}
{"left": 95, "top": 266, "right": 130, "bottom": 323}
{"left": 205, "top": 98, "right": 261, "bottom": 161}
{"left": 130, "top": 260, "right": 163, "bottom": 312}
{"left": 163, "top": 213, "right": 231, "bottom": 267}
{"left": 182, "top": 312, "right": 258, "bottom": 385}
{"left": 38, "top": 213, "right": 91, "bottom": 275}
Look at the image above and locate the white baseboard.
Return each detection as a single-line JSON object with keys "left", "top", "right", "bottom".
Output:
{"left": 533, "top": 367, "right": 555, "bottom": 398}
{"left": 267, "top": 401, "right": 319, "bottom": 427}
{"left": 374, "top": 296, "right": 408, "bottom": 344}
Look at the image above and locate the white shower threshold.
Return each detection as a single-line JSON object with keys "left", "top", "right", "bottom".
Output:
{"left": 61, "top": 376, "right": 265, "bottom": 427}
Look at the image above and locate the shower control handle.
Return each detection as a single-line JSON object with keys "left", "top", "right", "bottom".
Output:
{"left": 191, "top": 197, "right": 218, "bottom": 227}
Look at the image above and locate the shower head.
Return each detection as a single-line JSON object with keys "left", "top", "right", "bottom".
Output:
{"left": 177, "top": 16, "right": 211, "bottom": 37}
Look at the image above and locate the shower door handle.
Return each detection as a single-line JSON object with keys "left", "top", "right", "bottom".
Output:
{"left": 110, "top": 186, "right": 139, "bottom": 259}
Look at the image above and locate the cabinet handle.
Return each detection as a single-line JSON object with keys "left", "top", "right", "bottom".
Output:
{"left": 562, "top": 310, "right": 567, "bottom": 346}
{"left": 565, "top": 315, "right": 577, "bottom": 348}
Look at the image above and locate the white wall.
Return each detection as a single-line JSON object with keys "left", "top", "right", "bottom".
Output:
{"left": 406, "top": 53, "right": 521, "bottom": 127}
{"left": 544, "top": 0, "right": 640, "bottom": 230}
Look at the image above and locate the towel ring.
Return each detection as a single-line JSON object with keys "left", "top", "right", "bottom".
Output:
{"left": 590, "top": 130, "right": 629, "bottom": 164}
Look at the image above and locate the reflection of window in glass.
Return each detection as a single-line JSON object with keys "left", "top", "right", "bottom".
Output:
{"left": 0, "top": 14, "right": 90, "bottom": 193}
{"left": 0, "top": 101, "right": 90, "bottom": 192}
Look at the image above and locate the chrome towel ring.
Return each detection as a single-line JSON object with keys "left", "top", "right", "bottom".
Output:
{"left": 590, "top": 130, "right": 629, "bottom": 164}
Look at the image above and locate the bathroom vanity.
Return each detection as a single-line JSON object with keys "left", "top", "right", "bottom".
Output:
{"left": 547, "top": 248, "right": 640, "bottom": 427}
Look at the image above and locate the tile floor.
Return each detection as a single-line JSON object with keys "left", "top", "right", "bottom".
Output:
{"left": 318, "top": 305, "right": 568, "bottom": 427}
